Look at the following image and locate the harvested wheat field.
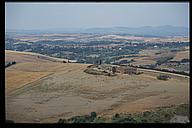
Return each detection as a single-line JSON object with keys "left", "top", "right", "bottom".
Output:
{"left": 171, "top": 50, "right": 189, "bottom": 61}
{"left": 5, "top": 50, "right": 189, "bottom": 123}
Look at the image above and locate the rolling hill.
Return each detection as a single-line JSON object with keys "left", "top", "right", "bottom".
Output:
{"left": 5, "top": 50, "right": 189, "bottom": 123}
{"left": 6, "top": 25, "right": 189, "bottom": 37}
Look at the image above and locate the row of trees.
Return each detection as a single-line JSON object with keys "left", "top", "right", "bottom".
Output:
{"left": 127, "top": 64, "right": 189, "bottom": 76}
{"left": 5, "top": 61, "right": 16, "bottom": 68}
{"left": 58, "top": 112, "right": 97, "bottom": 123}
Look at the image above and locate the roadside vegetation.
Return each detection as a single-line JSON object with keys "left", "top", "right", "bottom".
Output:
{"left": 57, "top": 104, "right": 189, "bottom": 123}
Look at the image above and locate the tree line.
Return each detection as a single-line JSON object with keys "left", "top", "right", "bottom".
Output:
{"left": 5, "top": 61, "right": 16, "bottom": 68}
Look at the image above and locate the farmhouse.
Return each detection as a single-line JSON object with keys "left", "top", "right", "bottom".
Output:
{"left": 85, "top": 64, "right": 139, "bottom": 76}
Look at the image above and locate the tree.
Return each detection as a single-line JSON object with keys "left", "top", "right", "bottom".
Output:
{"left": 99, "top": 60, "right": 102, "bottom": 65}
{"left": 112, "top": 67, "right": 116, "bottom": 74}
{"left": 12, "top": 61, "right": 16, "bottom": 65}
{"left": 90, "top": 112, "right": 97, "bottom": 118}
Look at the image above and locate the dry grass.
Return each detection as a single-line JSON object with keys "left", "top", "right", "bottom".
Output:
{"left": 5, "top": 50, "right": 189, "bottom": 123}
{"left": 5, "top": 70, "right": 51, "bottom": 94}
{"left": 139, "top": 49, "right": 159, "bottom": 56}
{"left": 171, "top": 50, "right": 189, "bottom": 61}
{"left": 5, "top": 50, "right": 68, "bottom": 63}
{"left": 131, "top": 57, "right": 156, "bottom": 66}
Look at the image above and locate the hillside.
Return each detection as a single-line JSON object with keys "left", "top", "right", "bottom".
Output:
{"left": 7, "top": 25, "right": 189, "bottom": 37}
{"left": 5, "top": 50, "right": 68, "bottom": 63}
{"left": 5, "top": 50, "right": 189, "bottom": 123}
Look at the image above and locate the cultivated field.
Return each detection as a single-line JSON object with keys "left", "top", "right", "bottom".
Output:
{"left": 171, "top": 50, "right": 189, "bottom": 61}
{"left": 5, "top": 51, "right": 189, "bottom": 123}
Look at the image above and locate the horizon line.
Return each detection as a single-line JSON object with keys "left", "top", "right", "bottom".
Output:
{"left": 6, "top": 25, "right": 189, "bottom": 31}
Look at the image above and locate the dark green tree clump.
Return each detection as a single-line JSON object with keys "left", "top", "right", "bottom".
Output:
{"left": 5, "top": 61, "right": 16, "bottom": 68}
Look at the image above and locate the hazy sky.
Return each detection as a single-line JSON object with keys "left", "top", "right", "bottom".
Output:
{"left": 5, "top": 2, "right": 189, "bottom": 30}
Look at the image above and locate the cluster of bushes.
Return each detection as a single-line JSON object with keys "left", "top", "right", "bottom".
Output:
{"left": 5, "top": 61, "right": 16, "bottom": 68}
{"left": 180, "top": 58, "right": 189, "bottom": 63}
{"left": 112, "top": 113, "right": 137, "bottom": 123}
{"left": 84, "top": 68, "right": 108, "bottom": 75}
{"left": 157, "top": 68, "right": 189, "bottom": 76}
{"left": 156, "top": 74, "right": 170, "bottom": 80}
{"left": 141, "top": 64, "right": 156, "bottom": 69}
{"left": 156, "top": 56, "right": 174, "bottom": 65}
{"left": 84, "top": 66, "right": 117, "bottom": 77}
{"left": 113, "top": 59, "right": 136, "bottom": 65}
{"left": 58, "top": 104, "right": 189, "bottom": 123}
{"left": 58, "top": 112, "right": 106, "bottom": 123}
{"left": 128, "top": 64, "right": 189, "bottom": 76}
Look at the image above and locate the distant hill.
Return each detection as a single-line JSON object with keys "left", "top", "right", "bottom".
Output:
{"left": 83, "top": 26, "right": 189, "bottom": 37}
{"left": 6, "top": 25, "right": 189, "bottom": 37}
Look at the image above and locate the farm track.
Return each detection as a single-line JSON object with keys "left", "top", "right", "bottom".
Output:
{"left": 8, "top": 72, "right": 55, "bottom": 97}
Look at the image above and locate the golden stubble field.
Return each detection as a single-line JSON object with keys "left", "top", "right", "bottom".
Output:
{"left": 171, "top": 50, "right": 189, "bottom": 61}
{"left": 5, "top": 51, "right": 189, "bottom": 123}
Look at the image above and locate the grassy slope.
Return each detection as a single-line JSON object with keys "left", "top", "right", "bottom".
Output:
{"left": 5, "top": 50, "right": 189, "bottom": 123}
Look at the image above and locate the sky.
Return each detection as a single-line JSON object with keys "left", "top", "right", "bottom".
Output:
{"left": 5, "top": 2, "right": 189, "bottom": 30}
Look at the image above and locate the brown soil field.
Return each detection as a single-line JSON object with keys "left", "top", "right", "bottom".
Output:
{"left": 171, "top": 50, "right": 189, "bottom": 61}
{"left": 144, "top": 37, "right": 189, "bottom": 43}
{"left": 5, "top": 50, "right": 189, "bottom": 123}
{"left": 130, "top": 57, "right": 157, "bottom": 66}
{"left": 127, "top": 50, "right": 177, "bottom": 66}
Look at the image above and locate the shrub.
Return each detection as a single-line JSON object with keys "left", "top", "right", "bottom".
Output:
{"left": 156, "top": 56, "right": 173, "bottom": 65}
{"left": 58, "top": 118, "right": 64, "bottom": 123}
{"left": 180, "top": 58, "right": 189, "bottom": 63}
{"left": 12, "top": 61, "right": 16, "bottom": 65}
{"left": 5, "top": 61, "right": 16, "bottom": 68}
{"left": 70, "top": 116, "right": 88, "bottom": 123}
{"left": 112, "top": 116, "right": 137, "bottom": 123}
{"left": 143, "top": 111, "right": 151, "bottom": 117}
{"left": 157, "top": 74, "right": 170, "bottom": 80}
{"left": 112, "top": 67, "right": 116, "bottom": 74}
{"left": 93, "top": 116, "right": 106, "bottom": 123}
{"left": 114, "top": 113, "right": 120, "bottom": 118}
{"left": 90, "top": 112, "right": 97, "bottom": 118}
{"left": 5, "top": 62, "right": 11, "bottom": 67}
